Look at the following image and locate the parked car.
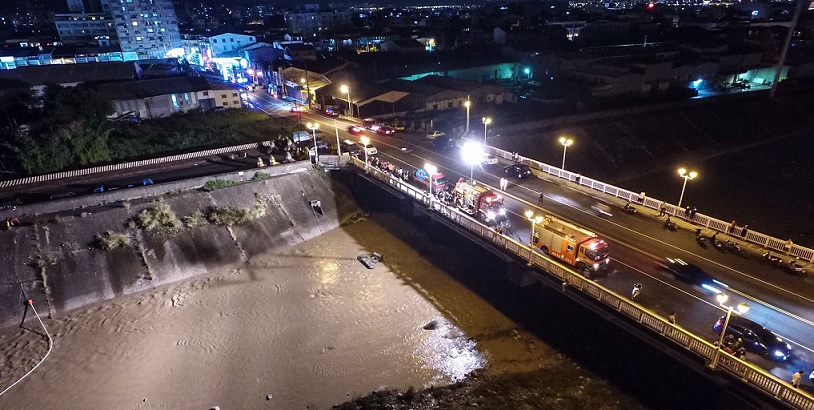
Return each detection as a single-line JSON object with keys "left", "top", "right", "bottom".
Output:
{"left": 358, "top": 141, "right": 377, "bottom": 156}
{"left": 376, "top": 126, "right": 395, "bottom": 136}
{"left": 481, "top": 153, "right": 499, "bottom": 166}
{"left": 657, "top": 257, "right": 728, "bottom": 294}
{"left": 388, "top": 123, "right": 405, "bottom": 131}
{"left": 713, "top": 315, "right": 791, "bottom": 361}
{"left": 426, "top": 131, "right": 446, "bottom": 140}
{"left": 504, "top": 164, "right": 532, "bottom": 179}
{"left": 341, "top": 139, "right": 362, "bottom": 156}
{"left": 211, "top": 106, "right": 226, "bottom": 113}
{"left": 324, "top": 107, "right": 339, "bottom": 117}
{"left": 50, "top": 192, "right": 77, "bottom": 200}
{"left": 347, "top": 125, "right": 365, "bottom": 135}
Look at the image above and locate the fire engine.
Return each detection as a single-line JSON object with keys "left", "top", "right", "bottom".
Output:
{"left": 411, "top": 168, "right": 448, "bottom": 193}
{"left": 533, "top": 215, "right": 610, "bottom": 275}
{"left": 452, "top": 178, "right": 506, "bottom": 224}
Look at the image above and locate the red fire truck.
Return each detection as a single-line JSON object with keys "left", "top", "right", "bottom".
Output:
{"left": 533, "top": 215, "right": 610, "bottom": 276}
{"left": 452, "top": 178, "right": 506, "bottom": 224}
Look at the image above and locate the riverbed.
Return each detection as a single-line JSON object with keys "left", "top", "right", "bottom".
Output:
{"left": 0, "top": 214, "right": 604, "bottom": 409}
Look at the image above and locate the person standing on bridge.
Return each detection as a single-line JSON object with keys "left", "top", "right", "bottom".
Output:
{"left": 499, "top": 178, "right": 508, "bottom": 191}
{"left": 793, "top": 370, "right": 804, "bottom": 388}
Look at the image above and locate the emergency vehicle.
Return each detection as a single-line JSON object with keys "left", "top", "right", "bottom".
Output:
{"left": 452, "top": 178, "right": 506, "bottom": 223}
{"left": 411, "top": 168, "right": 448, "bottom": 193}
{"left": 533, "top": 215, "right": 610, "bottom": 275}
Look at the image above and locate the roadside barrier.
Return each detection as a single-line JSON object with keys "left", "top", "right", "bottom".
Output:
{"left": 478, "top": 143, "right": 814, "bottom": 263}
{"left": 353, "top": 157, "right": 814, "bottom": 410}
{"left": 0, "top": 141, "right": 271, "bottom": 189}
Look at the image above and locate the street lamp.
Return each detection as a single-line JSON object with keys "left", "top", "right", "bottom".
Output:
{"left": 334, "top": 117, "right": 341, "bottom": 157}
{"left": 710, "top": 293, "right": 749, "bottom": 369}
{"left": 481, "top": 117, "right": 491, "bottom": 144}
{"left": 676, "top": 168, "right": 698, "bottom": 209}
{"left": 424, "top": 163, "right": 437, "bottom": 205}
{"left": 559, "top": 137, "right": 573, "bottom": 170}
{"left": 360, "top": 136, "right": 370, "bottom": 171}
{"left": 464, "top": 99, "right": 471, "bottom": 133}
{"left": 307, "top": 122, "right": 320, "bottom": 163}
{"left": 524, "top": 210, "right": 544, "bottom": 248}
{"left": 340, "top": 84, "right": 352, "bottom": 118}
{"left": 461, "top": 140, "right": 483, "bottom": 182}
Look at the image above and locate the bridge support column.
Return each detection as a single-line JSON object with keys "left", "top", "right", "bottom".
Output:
{"left": 506, "top": 262, "right": 539, "bottom": 288}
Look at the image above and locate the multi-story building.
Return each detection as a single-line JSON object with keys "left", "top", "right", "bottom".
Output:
{"left": 108, "top": 0, "right": 181, "bottom": 59}
{"left": 54, "top": 13, "right": 116, "bottom": 46}
{"left": 199, "top": 33, "right": 257, "bottom": 58}
{"left": 284, "top": 10, "right": 352, "bottom": 38}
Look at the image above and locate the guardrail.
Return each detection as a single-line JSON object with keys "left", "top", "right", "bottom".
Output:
{"left": 0, "top": 141, "right": 272, "bottom": 189}
{"left": 478, "top": 143, "right": 814, "bottom": 264}
{"left": 352, "top": 157, "right": 814, "bottom": 410}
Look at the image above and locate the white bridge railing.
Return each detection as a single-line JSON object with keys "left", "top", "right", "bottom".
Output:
{"left": 352, "top": 157, "right": 814, "bottom": 410}
{"left": 478, "top": 143, "right": 814, "bottom": 263}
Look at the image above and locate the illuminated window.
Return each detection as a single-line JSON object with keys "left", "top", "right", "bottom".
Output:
{"left": 132, "top": 21, "right": 138, "bottom": 26}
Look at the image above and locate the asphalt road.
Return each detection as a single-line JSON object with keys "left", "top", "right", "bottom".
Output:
{"left": 7, "top": 89, "right": 813, "bottom": 384}
{"left": 281, "top": 103, "right": 814, "bottom": 383}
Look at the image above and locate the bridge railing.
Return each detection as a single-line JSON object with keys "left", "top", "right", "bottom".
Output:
{"left": 480, "top": 143, "right": 814, "bottom": 263}
{"left": 352, "top": 157, "right": 814, "bottom": 410}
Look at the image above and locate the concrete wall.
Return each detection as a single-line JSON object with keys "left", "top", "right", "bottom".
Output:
{"left": 0, "top": 165, "right": 358, "bottom": 328}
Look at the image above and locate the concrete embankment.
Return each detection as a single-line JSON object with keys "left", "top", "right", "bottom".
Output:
{"left": 0, "top": 163, "right": 357, "bottom": 327}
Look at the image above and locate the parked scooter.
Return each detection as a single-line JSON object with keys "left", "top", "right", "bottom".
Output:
{"left": 710, "top": 233, "right": 722, "bottom": 249}
{"left": 695, "top": 228, "right": 705, "bottom": 242}
{"left": 721, "top": 240, "right": 743, "bottom": 255}
{"left": 663, "top": 219, "right": 677, "bottom": 231}
{"left": 783, "top": 257, "right": 806, "bottom": 276}
{"left": 762, "top": 252, "right": 784, "bottom": 267}
{"left": 622, "top": 202, "right": 637, "bottom": 215}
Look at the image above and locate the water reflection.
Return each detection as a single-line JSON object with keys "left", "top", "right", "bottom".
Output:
{"left": 417, "top": 318, "right": 486, "bottom": 382}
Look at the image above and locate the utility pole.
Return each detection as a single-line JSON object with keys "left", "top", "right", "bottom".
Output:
{"left": 770, "top": 0, "right": 806, "bottom": 98}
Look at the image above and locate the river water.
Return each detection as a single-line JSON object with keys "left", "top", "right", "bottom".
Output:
{"left": 0, "top": 215, "right": 562, "bottom": 409}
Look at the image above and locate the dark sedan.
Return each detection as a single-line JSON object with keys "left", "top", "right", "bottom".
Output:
{"left": 504, "top": 164, "right": 532, "bottom": 179}
{"left": 713, "top": 316, "right": 791, "bottom": 361}
{"left": 657, "top": 258, "right": 728, "bottom": 294}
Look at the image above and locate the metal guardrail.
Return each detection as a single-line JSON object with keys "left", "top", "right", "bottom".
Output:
{"left": 0, "top": 141, "right": 272, "bottom": 189}
{"left": 479, "top": 144, "right": 814, "bottom": 264}
{"left": 353, "top": 157, "right": 814, "bottom": 410}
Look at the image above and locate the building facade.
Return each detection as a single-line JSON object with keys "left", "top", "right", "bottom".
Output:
{"left": 109, "top": 0, "right": 181, "bottom": 59}
{"left": 54, "top": 13, "right": 116, "bottom": 46}
{"left": 284, "top": 11, "right": 352, "bottom": 38}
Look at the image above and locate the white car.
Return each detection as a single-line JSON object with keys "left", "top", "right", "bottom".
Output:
{"left": 426, "top": 131, "right": 446, "bottom": 140}
{"left": 481, "top": 154, "right": 499, "bottom": 166}
{"left": 357, "top": 142, "right": 377, "bottom": 156}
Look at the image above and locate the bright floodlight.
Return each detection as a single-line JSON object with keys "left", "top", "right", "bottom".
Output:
{"left": 425, "top": 163, "right": 437, "bottom": 175}
{"left": 307, "top": 122, "right": 319, "bottom": 131}
{"left": 340, "top": 84, "right": 349, "bottom": 94}
{"left": 464, "top": 100, "right": 471, "bottom": 108}
{"left": 678, "top": 168, "right": 698, "bottom": 179}
{"left": 534, "top": 215, "right": 543, "bottom": 224}
{"left": 461, "top": 141, "right": 483, "bottom": 165}
{"left": 482, "top": 117, "right": 491, "bottom": 125}
{"left": 360, "top": 136, "right": 370, "bottom": 146}
{"left": 559, "top": 136, "right": 573, "bottom": 147}
{"left": 716, "top": 293, "right": 728, "bottom": 305}
{"left": 736, "top": 302, "right": 749, "bottom": 314}
{"left": 525, "top": 210, "right": 533, "bottom": 219}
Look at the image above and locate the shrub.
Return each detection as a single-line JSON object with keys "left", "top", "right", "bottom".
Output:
{"left": 183, "top": 210, "right": 208, "bottom": 228}
{"left": 137, "top": 204, "right": 183, "bottom": 234}
{"left": 207, "top": 204, "right": 265, "bottom": 226}
{"left": 95, "top": 231, "right": 130, "bottom": 250}
{"left": 203, "top": 178, "right": 235, "bottom": 191}
{"left": 27, "top": 254, "right": 56, "bottom": 270}
{"left": 251, "top": 171, "right": 270, "bottom": 181}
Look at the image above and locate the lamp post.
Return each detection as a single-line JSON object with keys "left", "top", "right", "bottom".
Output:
{"left": 360, "top": 136, "right": 370, "bottom": 171}
{"left": 424, "top": 163, "right": 437, "bottom": 206}
{"left": 710, "top": 293, "right": 749, "bottom": 369}
{"left": 559, "top": 136, "right": 573, "bottom": 170}
{"left": 307, "top": 122, "right": 320, "bottom": 164}
{"left": 676, "top": 168, "right": 698, "bottom": 209}
{"left": 334, "top": 117, "right": 341, "bottom": 157}
{"left": 464, "top": 99, "right": 471, "bottom": 133}
{"left": 340, "top": 84, "right": 352, "bottom": 118}
{"left": 461, "top": 140, "right": 483, "bottom": 182}
{"left": 524, "top": 210, "right": 544, "bottom": 245}
{"left": 481, "top": 117, "right": 491, "bottom": 144}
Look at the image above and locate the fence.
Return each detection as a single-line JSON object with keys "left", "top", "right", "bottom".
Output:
{"left": 353, "top": 157, "right": 814, "bottom": 410}
{"left": 0, "top": 141, "right": 271, "bottom": 189}
{"left": 479, "top": 143, "right": 814, "bottom": 263}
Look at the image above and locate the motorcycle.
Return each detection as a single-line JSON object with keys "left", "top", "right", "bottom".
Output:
{"left": 710, "top": 235, "right": 723, "bottom": 249}
{"left": 695, "top": 228, "right": 705, "bottom": 242}
{"left": 622, "top": 203, "right": 637, "bottom": 215}
{"left": 663, "top": 220, "right": 677, "bottom": 231}
{"left": 721, "top": 240, "right": 742, "bottom": 255}
{"left": 763, "top": 252, "right": 784, "bottom": 267}
{"left": 783, "top": 257, "right": 806, "bottom": 276}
